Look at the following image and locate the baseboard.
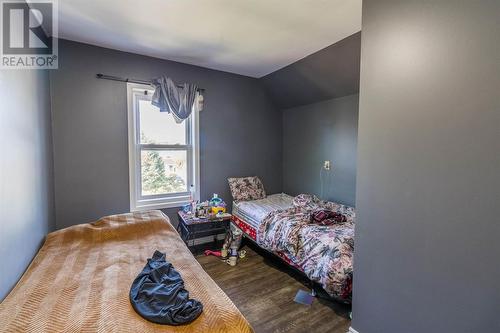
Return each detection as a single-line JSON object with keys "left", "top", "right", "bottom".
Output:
{"left": 348, "top": 327, "right": 360, "bottom": 333}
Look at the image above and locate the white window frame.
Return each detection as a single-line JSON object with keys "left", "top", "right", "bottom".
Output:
{"left": 127, "top": 83, "right": 200, "bottom": 211}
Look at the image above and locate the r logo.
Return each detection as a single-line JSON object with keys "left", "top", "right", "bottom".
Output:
{"left": 2, "top": 1, "right": 52, "bottom": 54}
{"left": 1, "top": 0, "right": 57, "bottom": 68}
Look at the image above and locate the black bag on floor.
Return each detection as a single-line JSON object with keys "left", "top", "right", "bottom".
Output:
{"left": 130, "top": 250, "right": 203, "bottom": 325}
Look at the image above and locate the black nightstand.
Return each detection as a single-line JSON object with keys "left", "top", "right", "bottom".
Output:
{"left": 177, "top": 210, "right": 231, "bottom": 251}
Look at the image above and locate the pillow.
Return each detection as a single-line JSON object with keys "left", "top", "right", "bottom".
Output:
{"left": 292, "top": 194, "right": 320, "bottom": 210}
{"left": 227, "top": 176, "right": 266, "bottom": 201}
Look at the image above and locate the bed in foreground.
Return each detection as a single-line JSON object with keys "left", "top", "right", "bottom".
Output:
{"left": 0, "top": 210, "right": 253, "bottom": 333}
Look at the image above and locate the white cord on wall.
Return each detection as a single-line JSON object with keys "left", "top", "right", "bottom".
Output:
{"left": 319, "top": 165, "right": 324, "bottom": 199}
{"left": 320, "top": 162, "right": 333, "bottom": 200}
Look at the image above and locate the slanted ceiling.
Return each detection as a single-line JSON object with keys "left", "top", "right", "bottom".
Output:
{"left": 58, "top": 0, "right": 362, "bottom": 78}
{"left": 260, "top": 32, "right": 361, "bottom": 110}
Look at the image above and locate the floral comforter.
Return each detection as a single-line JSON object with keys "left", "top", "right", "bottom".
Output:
{"left": 257, "top": 194, "right": 355, "bottom": 303}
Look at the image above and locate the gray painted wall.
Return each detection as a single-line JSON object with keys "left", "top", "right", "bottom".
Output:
{"left": 260, "top": 32, "right": 361, "bottom": 109}
{"left": 283, "top": 94, "right": 358, "bottom": 207}
{"left": 353, "top": 1, "right": 500, "bottom": 332}
{"left": 0, "top": 70, "right": 54, "bottom": 301}
{"left": 50, "top": 39, "right": 282, "bottom": 229}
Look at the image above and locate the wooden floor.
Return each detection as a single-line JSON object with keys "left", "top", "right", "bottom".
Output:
{"left": 196, "top": 243, "right": 351, "bottom": 333}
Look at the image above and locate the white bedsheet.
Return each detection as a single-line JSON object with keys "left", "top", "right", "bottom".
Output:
{"left": 233, "top": 193, "right": 294, "bottom": 228}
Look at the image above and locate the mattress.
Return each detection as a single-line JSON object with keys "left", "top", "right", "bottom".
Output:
{"left": 0, "top": 210, "right": 253, "bottom": 333}
{"left": 232, "top": 193, "right": 293, "bottom": 229}
{"left": 232, "top": 193, "right": 355, "bottom": 303}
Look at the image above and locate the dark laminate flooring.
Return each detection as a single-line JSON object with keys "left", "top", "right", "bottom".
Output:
{"left": 196, "top": 243, "right": 351, "bottom": 333}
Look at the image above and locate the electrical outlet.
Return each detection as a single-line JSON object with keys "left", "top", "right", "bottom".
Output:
{"left": 324, "top": 160, "right": 331, "bottom": 170}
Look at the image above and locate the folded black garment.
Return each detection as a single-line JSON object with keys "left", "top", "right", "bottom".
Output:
{"left": 311, "top": 209, "right": 347, "bottom": 225}
{"left": 130, "top": 250, "right": 203, "bottom": 325}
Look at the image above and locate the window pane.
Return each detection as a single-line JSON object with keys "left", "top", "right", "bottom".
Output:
{"left": 141, "top": 150, "right": 188, "bottom": 196}
{"left": 139, "top": 100, "right": 186, "bottom": 145}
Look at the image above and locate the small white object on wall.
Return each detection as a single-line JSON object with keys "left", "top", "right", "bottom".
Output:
{"left": 319, "top": 160, "right": 332, "bottom": 199}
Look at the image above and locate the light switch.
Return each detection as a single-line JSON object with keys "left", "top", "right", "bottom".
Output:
{"left": 324, "top": 160, "right": 331, "bottom": 170}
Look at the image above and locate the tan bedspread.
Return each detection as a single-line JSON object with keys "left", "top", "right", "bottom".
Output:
{"left": 0, "top": 210, "right": 253, "bottom": 333}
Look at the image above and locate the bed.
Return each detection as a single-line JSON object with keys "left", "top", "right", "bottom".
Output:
{"left": 231, "top": 191, "right": 355, "bottom": 303}
{"left": 232, "top": 193, "right": 298, "bottom": 264}
{"left": 0, "top": 210, "right": 253, "bottom": 333}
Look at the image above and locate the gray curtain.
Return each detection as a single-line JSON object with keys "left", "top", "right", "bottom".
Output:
{"left": 151, "top": 76, "right": 200, "bottom": 123}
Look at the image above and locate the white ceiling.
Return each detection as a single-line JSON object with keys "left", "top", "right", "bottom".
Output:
{"left": 58, "top": 0, "right": 362, "bottom": 78}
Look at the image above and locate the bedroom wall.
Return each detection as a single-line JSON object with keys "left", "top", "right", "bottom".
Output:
{"left": 353, "top": 1, "right": 500, "bottom": 332}
{"left": 282, "top": 94, "right": 358, "bottom": 206}
{"left": 0, "top": 70, "right": 55, "bottom": 301}
{"left": 50, "top": 39, "right": 282, "bottom": 229}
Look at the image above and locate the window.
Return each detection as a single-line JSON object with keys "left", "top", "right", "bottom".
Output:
{"left": 127, "top": 83, "right": 199, "bottom": 211}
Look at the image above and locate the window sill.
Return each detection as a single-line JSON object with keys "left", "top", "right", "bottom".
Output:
{"left": 131, "top": 197, "right": 192, "bottom": 212}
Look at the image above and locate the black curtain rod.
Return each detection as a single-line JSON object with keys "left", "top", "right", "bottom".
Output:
{"left": 95, "top": 73, "right": 205, "bottom": 92}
